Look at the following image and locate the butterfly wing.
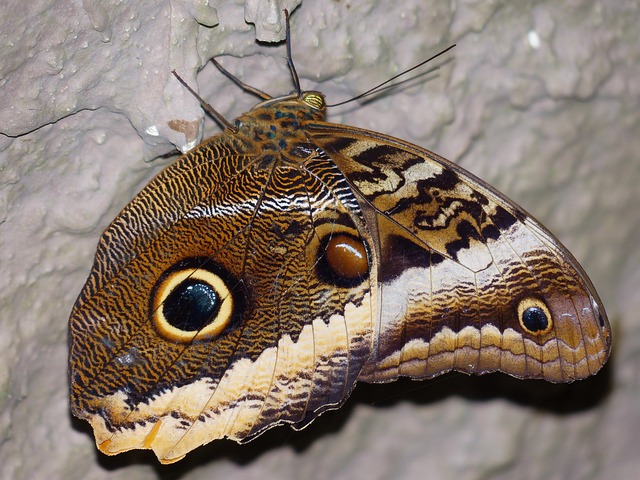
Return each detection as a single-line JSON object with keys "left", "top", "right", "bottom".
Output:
{"left": 69, "top": 116, "right": 377, "bottom": 463}
{"left": 309, "top": 122, "right": 611, "bottom": 384}
{"left": 69, "top": 95, "right": 611, "bottom": 465}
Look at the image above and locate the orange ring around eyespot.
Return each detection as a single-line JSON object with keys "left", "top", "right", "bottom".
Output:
{"left": 152, "top": 268, "right": 233, "bottom": 343}
{"left": 517, "top": 297, "right": 553, "bottom": 335}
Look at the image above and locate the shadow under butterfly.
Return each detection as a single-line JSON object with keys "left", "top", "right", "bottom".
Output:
{"left": 68, "top": 12, "right": 612, "bottom": 465}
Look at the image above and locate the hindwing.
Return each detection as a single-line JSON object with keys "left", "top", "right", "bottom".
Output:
{"left": 309, "top": 125, "right": 610, "bottom": 383}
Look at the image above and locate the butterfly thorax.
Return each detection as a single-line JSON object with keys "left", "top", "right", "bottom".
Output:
{"left": 231, "top": 92, "right": 326, "bottom": 164}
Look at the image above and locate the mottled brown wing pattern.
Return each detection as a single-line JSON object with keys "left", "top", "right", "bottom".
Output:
{"left": 69, "top": 97, "right": 377, "bottom": 463}
{"left": 69, "top": 90, "right": 611, "bottom": 464}
{"left": 310, "top": 125, "right": 610, "bottom": 383}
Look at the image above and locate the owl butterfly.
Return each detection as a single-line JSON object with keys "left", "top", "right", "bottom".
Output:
{"left": 69, "top": 13, "right": 611, "bottom": 465}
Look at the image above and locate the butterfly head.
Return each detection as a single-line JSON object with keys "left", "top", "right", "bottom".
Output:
{"left": 250, "top": 90, "right": 326, "bottom": 116}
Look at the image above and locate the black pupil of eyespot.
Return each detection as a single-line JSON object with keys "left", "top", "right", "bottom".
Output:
{"left": 522, "top": 306, "right": 549, "bottom": 332}
{"left": 163, "top": 279, "right": 219, "bottom": 331}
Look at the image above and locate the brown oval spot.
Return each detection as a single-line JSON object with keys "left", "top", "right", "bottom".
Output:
{"left": 325, "top": 234, "right": 369, "bottom": 280}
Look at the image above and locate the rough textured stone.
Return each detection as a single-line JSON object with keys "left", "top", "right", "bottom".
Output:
{"left": 0, "top": 1, "right": 637, "bottom": 479}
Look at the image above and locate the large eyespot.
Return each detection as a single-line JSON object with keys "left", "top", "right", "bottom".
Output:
{"left": 317, "top": 233, "right": 369, "bottom": 288}
{"left": 151, "top": 258, "right": 239, "bottom": 343}
{"left": 517, "top": 297, "right": 553, "bottom": 335}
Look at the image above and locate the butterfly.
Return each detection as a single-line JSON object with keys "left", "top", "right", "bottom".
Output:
{"left": 68, "top": 12, "right": 611, "bottom": 464}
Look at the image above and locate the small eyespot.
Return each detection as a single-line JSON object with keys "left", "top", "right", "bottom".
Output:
{"left": 318, "top": 233, "right": 369, "bottom": 287}
{"left": 517, "top": 297, "right": 553, "bottom": 335}
{"left": 151, "top": 260, "right": 236, "bottom": 343}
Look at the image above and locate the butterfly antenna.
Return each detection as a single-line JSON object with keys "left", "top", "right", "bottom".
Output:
{"left": 210, "top": 58, "right": 271, "bottom": 100}
{"left": 326, "top": 44, "right": 456, "bottom": 107}
{"left": 284, "top": 9, "right": 302, "bottom": 95}
{"left": 172, "top": 69, "right": 238, "bottom": 132}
